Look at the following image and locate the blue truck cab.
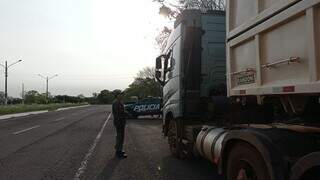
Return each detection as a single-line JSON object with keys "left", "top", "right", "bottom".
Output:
{"left": 155, "top": 10, "right": 226, "bottom": 134}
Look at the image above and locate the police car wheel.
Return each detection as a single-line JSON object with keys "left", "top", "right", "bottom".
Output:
{"left": 167, "top": 120, "right": 183, "bottom": 158}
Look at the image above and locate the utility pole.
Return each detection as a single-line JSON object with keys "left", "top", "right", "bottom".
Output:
{"left": 46, "top": 77, "right": 49, "bottom": 100}
{"left": 38, "top": 74, "right": 58, "bottom": 103}
{"left": 0, "top": 60, "right": 23, "bottom": 105}
{"left": 22, "top": 83, "right": 25, "bottom": 104}
{"left": 4, "top": 61, "right": 7, "bottom": 105}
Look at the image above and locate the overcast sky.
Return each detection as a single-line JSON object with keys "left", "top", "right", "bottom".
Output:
{"left": 0, "top": 0, "right": 170, "bottom": 97}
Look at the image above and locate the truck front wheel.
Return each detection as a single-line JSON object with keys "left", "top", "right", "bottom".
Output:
{"left": 167, "top": 120, "right": 184, "bottom": 158}
{"left": 227, "top": 142, "right": 271, "bottom": 180}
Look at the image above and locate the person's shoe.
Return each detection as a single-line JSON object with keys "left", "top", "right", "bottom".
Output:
{"left": 120, "top": 151, "right": 128, "bottom": 158}
{"left": 115, "top": 151, "right": 127, "bottom": 159}
{"left": 117, "top": 153, "right": 127, "bottom": 159}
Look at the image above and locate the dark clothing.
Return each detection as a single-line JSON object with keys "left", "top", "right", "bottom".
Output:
{"left": 115, "top": 125, "right": 125, "bottom": 152}
{"left": 112, "top": 100, "right": 126, "bottom": 151}
{"left": 112, "top": 100, "right": 126, "bottom": 127}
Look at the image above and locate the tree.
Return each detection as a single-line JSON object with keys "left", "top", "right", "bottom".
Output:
{"left": 137, "top": 67, "right": 157, "bottom": 79}
{"left": 7, "top": 97, "right": 22, "bottom": 105}
{"left": 155, "top": 27, "right": 172, "bottom": 51}
{"left": 112, "top": 89, "right": 122, "bottom": 96}
{"left": 0, "top": 91, "right": 4, "bottom": 105}
{"left": 77, "top": 94, "right": 86, "bottom": 103}
{"left": 123, "top": 67, "right": 161, "bottom": 100}
{"left": 92, "top": 93, "right": 98, "bottom": 98}
{"left": 154, "top": 0, "right": 225, "bottom": 47}
{"left": 25, "top": 90, "right": 39, "bottom": 104}
{"left": 180, "top": 0, "right": 225, "bottom": 11}
{"left": 89, "top": 67, "right": 162, "bottom": 104}
{"left": 54, "top": 95, "right": 87, "bottom": 104}
{"left": 96, "top": 90, "right": 121, "bottom": 104}
{"left": 156, "top": 0, "right": 225, "bottom": 18}
{"left": 24, "top": 90, "right": 46, "bottom": 104}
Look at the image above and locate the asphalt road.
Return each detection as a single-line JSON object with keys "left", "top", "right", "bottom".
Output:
{"left": 0, "top": 105, "right": 222, "bottom": 180}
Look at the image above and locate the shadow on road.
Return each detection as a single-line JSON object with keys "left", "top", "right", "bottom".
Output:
{"left": 96, "top": 157, "right": 121, "bottom": 180}
{"left": 139, "top": 117, "right": 161, "bottom": 120}
{"left": 126, "top": 119, "right": 162, "bottom": 126}
{"left": 159, "top": 155, "right": 224, "bottom": 180}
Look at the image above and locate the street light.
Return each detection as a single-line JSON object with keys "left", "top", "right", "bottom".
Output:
{"left": 0, "top": 59, "right": 23, "bottom": 105}
{"left": 38, "top": 74, "right": 58, "bottom": 102}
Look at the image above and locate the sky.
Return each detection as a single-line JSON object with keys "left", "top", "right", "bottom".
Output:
{"left": 0, "top": 0, "right": 171, "bottom": 97}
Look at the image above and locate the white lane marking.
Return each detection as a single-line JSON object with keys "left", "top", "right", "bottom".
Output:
{"left": 73, "top": 113, "right": 112, "bottom": 180}
{"left": 53, "top": 117, "right": 65, "bottom": 122}
{"left": 0, "top": 110, "right": 48, "bottom": 121}
{"left": 56, "top": 105, "right": 90, "bottom": 111}
{"left": 13, "top": 125, "right": 41, "bottom": 135}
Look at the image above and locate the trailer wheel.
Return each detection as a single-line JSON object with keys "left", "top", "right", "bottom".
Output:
{"left": 227, "top": 142, "right": 271, "bottom": 180}
{"left": 299, "top": 166, "right": 320, "bottom": 180}
{"left": 167, "top": 120, "right": 183, "bottom": 158}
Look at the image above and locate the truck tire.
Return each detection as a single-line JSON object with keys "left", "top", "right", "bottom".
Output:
{"left": 167, "top": 120, "right": 184, "bottom": 158}
{"left": 300, "top": 166, "right": 320, "bottom": 180}
{"left": 227, "top": 142, "right": 271, "bottom": 180}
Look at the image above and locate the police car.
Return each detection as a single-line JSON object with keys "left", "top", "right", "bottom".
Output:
{"left": 124, "top": 97, "right": 162, "bottom": 119}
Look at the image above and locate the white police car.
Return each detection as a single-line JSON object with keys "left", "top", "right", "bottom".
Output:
{"left": 124, "top": 97, "right": 162, "bottom": 119}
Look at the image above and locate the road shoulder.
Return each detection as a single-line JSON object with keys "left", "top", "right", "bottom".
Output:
{"left": 0, "top": 105, "right": 91, "bottom": 120}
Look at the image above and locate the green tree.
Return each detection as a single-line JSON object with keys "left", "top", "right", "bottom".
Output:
{"left": 123, "top": 67, "right": 161, "bottom": 100}
{"left": 77, "top": 94, "right": 86, "bottom": 103}
{"left": 91, "top": 68, "right": 161, "bottom": 104}
{"left": 24, "top": 90, "right": 46, "bottom": 104}
{"left": 112, "top": 89, "right": 122, "bottom": 96}
{"left": 156, "top": 0, "right": 225, "bottom": 18}
{"left": 96, "top": 90, "right": 122, "bottom": 104}
{"left": 154, "top": 0, "right": 225, "bottom": 47}
{"left": 156, "top": 27, "right": 172, "bottom": 51}
{"left": 0, "top": 91, "right": 4, "bottom": 105}
{"left": 25, "top": 90, "right": 38, "bottom": 104}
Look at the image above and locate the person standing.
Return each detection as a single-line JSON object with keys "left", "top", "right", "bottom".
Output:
{"left": 112, "top": 93, "right": 128, "bottom": 158}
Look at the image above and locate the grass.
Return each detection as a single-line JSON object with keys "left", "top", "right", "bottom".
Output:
{"left": 0, "top": 103, "right": 89, "bottom": 115}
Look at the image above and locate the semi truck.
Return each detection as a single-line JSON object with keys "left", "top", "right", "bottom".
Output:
{"left": 155, "top": 1, "right": 320, "bottom": 180}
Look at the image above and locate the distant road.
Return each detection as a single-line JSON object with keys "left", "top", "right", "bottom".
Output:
{"left": 0, "top": 105, "right": 222, "bottom": 180}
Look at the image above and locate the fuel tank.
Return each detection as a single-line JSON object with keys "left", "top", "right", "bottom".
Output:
{"left": 195, "top": 126, "right": 228, "bottom": 164}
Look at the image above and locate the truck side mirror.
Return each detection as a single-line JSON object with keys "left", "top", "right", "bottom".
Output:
{"left": 155, "top": 70, "right": 165, "bottom": 86}
{"left": 155, "top": 70, "right": 161, "bottom": 80}
{"left": 156, "top": 56, "right": 162, "bottom": 69}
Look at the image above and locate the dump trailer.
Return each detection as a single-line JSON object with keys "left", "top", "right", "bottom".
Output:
{"left": 155, "top": 3, "right": 320, "bottom": 180}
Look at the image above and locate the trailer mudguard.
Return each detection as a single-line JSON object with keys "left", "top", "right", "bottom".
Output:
{"left": 218, "top": 129, "right": 288, "bottom": 180}
{"left": 290, "top": 151, "right": 320, "bottom": 180}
